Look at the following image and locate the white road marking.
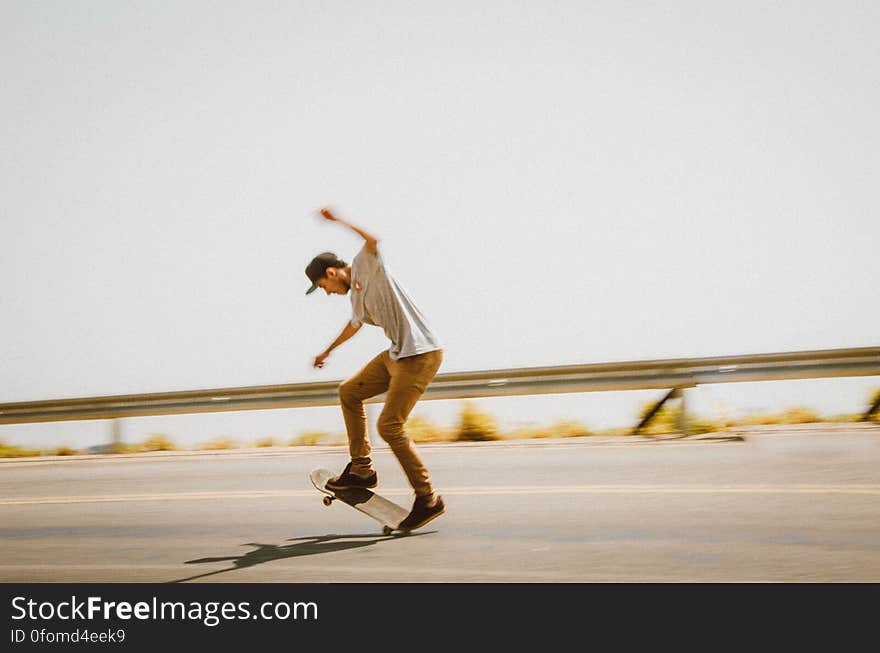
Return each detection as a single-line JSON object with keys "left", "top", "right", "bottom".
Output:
{"left": 2, "top": 484, "right": 880, "bottom": 506}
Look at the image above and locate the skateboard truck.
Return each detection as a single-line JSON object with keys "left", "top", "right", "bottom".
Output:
{"left": 309, "top": 467, "right": 408, "bottom": 536}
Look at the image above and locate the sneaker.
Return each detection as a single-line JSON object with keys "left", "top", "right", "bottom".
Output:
{"left": 398, "top": 494, "right": 445, "bottom": 532}
{"left": 326, "top": 462, "right": 377, "bottom": 491}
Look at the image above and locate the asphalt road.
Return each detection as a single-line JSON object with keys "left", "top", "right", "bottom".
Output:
{"left": 2, "top": 424, "right": 879, "bottom": 582}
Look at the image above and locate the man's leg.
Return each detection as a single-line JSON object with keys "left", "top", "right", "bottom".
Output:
{"left": 376, "top": 350, "right": 443, "bottom": 498}
{"left": 338, "top": 351, "right": 391, "bottom": 478}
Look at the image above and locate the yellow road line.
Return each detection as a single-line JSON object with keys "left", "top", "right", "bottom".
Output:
{"left": 2, "top": 484, "right": 880, "bottom": 506}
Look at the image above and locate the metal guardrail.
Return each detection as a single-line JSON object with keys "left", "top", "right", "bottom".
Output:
{"left": 1, "top": 347, "right": 878, "bottom": 425}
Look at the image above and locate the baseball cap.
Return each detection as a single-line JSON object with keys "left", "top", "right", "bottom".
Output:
{"left": 305, "top": 252, "right": 345, "bottom": 295}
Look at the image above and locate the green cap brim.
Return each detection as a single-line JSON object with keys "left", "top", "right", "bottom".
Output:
{"left": 305, "top": 283, "right": 318, "bottom": 295}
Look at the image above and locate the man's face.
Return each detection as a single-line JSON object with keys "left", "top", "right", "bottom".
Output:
{"left": 317, "top": 267, "right": 350, "bottom": 295}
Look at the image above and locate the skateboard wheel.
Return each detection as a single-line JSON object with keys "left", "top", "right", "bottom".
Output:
{"left": 382, "top": 526, "right": 393, "bottom": 535}
{"left": 322, "top": 496, "right": 333, "bottom": 507}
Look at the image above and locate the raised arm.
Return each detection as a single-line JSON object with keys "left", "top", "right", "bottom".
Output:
{"left": 318, "top": 207, "right": 378, "bottom": 254}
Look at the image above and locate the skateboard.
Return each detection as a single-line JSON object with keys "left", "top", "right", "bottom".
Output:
{"left": 309, "top": 467, "right": 409, "bottom": 535}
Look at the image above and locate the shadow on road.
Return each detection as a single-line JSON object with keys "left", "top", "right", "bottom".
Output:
{"left": 169, "top": 532, "right": 433, "bottom": 583}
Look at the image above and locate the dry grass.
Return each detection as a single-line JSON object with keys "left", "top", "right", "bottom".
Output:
{"left": 199, "top": 437, "right": 239, "bottom": 450}
{"left": 290, "top": 431, "right": 347, "bottom": 446}
{"left": 0, "top": 441, "right": 43, "bottom": 458}
{"left": 510, "top": 420, "right": 593, "bottom": 440}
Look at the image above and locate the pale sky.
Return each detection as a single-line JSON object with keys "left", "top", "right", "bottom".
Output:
{"left": 2, "top": 1, "right": 878, "bottom": 449}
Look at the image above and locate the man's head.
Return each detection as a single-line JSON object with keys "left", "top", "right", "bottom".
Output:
{"left": 305, "top": 252, "right": 350, "bottom": 296}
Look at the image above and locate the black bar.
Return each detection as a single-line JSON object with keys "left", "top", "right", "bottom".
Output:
{"left": 1, "top": 583, "right": 874, "bottom": 647}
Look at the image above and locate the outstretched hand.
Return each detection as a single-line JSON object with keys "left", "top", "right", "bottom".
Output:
{"left": 313, "top": 351, "right": 329, "bottom": 369}
{"left": 318, "top": 207, "right": 339, "bottom": 222}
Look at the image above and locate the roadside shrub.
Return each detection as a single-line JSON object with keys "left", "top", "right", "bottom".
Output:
{"left": 868, "top": 388, "right": 880, "bottom": 422}
{"left": 0, "top": 440, "right": 42, "bottom": 458}
{"left": 255, "top": 437, "right": 278, "bottom": 448}
{"left": 738, "top": 411, "right": 781, "bottom": 426}
{"left": 201, "top": 437, "right": 238, "bottom": 450}
{"left": 455, "top": 402, "right": 499, "bottom": 441}
{"left": 53, "top": 445, "right": 80, "bottom": 456}
{"left": 636, "top": 402, "right": 722, "bottom": 435}
{"left": 405, "top": 414, "right": 451, "bottom": 442}
{"left": 779, "top": 407, "right": 820, "bottom": 424}
{"left": 290, "top": 431, "right": 346, "bottom": 446}
{"left": 550, "top": 420, "right": 592, "bottom": 438}
{"left": 140, "top": 434, "right": 176, "bottom": 452}
{"left": 739, "top": 407, "right": 820, "bottom": 426}
{"left": 511, "top": 420, "right": 592, "bottom": 440}
{"left": 108, "top": 442, "right": 138, "bottom": 454}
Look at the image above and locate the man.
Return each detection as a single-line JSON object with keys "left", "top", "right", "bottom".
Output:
{"left": 305, "top": 207, "right": 445, "bottom": 531}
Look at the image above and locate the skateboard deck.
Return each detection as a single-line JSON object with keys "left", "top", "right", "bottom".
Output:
{"left": 309, "top": 467, "right": 409, "bottom": 535}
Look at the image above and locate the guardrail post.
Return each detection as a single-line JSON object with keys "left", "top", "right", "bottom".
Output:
{"left": 111, "top": 419, "right": 123, "bottom": 453}
{"left": 632, "top": 385, "right": 694, "bottom": 438}
{"left": 863, "top": 394, "right": 880, "bottom": 422}
{"left": 677, "top": 388, "right": 689, "bottom": 437}
{"left": 632, "top": 388, "right": 679, "bottom": 435}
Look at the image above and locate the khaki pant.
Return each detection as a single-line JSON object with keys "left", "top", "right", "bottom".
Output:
{"left": 339, "top": 349, "right": 443, "bottom": 498}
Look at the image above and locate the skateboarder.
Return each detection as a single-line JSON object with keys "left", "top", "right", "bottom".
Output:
{"left": 305, "top": 207, "right": 445, "bottom": 531}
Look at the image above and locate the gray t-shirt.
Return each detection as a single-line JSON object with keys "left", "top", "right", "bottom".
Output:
{"left": 349, "top": 245, "right": 441, "bottom": 360}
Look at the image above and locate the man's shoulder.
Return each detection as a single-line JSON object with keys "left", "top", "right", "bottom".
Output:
{"left": 352, "top": 244, "right": 384, "bottom": 271}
